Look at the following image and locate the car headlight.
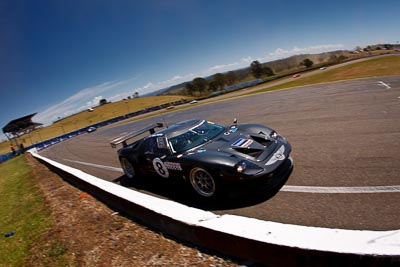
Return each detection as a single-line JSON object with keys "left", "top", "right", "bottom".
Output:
{"left": 236, "top": 161, "right": 247, "bottom": 173}
{"left": 270, "top": 131, "right": 279, "bottom": 139}
{"left": 235, "top": 160, "right": 263, "bottom": 175}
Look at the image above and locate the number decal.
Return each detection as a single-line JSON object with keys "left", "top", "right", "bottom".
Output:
{"left": 152, "top": 158, "right": 169, "bottom": 178}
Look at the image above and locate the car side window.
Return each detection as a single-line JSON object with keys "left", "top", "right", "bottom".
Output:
{"left": 144, "top": 137, "right": 157, "bottom": 154}
{"left": 145, "top": 136, "right": 170, "bottom": 156}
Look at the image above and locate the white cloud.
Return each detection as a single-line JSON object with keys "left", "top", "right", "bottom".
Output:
{"left": 86, "top": 96, "right": 104, "bottom": 108}
{"left": 156, "top": 73, "right": 195, "bottom": 87}
{"left": 206, "top": 56, "right": 255, "bottom": 74}
{"left": 109, "top": 93, "right": 125, "bottom": 102}
{"left": 241, "top": 56, "right": 253, "bottom": 63}
{"left": 143, "top": 82, "right": 154, "bottom": 89}
{"left": 34, "top": 80, "right": 135, "bottom": 125}
{"left": 267, "top": 44, "right": 344, "bottom": 60}
{"left": 208, "top": 65, "right": 227, "bottom": 72}
{"left": 34, "top": 72, "right": 199, "bottom": 126}
{"left": 206, "top": 63, "right": 236, "bottom": 73}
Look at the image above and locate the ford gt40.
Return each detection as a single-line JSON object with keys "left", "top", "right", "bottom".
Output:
{"left": 111, "top": 119, "right": 293, "bottom": 199}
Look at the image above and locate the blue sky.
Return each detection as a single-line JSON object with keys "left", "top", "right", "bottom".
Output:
{"left": 1, "top": 0, "right": 399, "bottom": 140}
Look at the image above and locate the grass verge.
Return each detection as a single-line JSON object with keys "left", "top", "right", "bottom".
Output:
{"left": 0, "top": 155, "right": 67, "bottom": 266}
{"left": 0, "top": 95, "right": 190, "bottom": 154}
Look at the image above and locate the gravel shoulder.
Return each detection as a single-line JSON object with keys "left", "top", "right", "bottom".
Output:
{"left": 26, "top": 155, "right": 243, "bottom": 266}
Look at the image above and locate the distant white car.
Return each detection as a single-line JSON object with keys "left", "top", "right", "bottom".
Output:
{"left": 320, "top": 67, "right": 327, "bottom": 70}
{"left": 190, "top": 100, "right": 198, "bottom": 104}
{"left": 87, "top": 126, "right": 97, "bottom": 133}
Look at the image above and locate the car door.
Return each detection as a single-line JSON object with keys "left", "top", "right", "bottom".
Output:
{"left": 142, "top": 136, "right": 178, "bottom": 178}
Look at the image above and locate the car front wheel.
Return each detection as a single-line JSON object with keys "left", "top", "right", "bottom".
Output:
{"left": 120, "top": 157, "right": 136, "bottom": 179}
{"left": 189, "top": 167, "right": 217, "bottom": 198}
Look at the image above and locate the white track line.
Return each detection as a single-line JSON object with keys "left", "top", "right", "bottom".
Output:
{"left": 62, "top": 158, "right": 400, "bottom": 194}
{"left": 62, "top": 158, "right": 123, "bottom": 173}
{"left": 282, "top": 185, "right": 400, "bottom": 193}
{"left": 377, "top": 81, "right": 391, "bottom": 89}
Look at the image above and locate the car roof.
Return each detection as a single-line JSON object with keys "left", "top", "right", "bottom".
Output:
{"left": 157, "top": 119, "right": 204, "bottom": 138}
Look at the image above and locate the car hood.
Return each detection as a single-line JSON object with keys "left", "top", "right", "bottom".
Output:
{"left": 198, "top": 130, "right": 281, "bottom": 162}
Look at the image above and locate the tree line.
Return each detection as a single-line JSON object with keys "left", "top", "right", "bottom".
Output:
{"left": 183, "top": 58, "right": 316, "bottom": 96}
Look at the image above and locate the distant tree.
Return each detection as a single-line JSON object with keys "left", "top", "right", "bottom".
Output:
{"left": 384, "top": 44, "right": 392, "bottom": 50}
{"left": 300, "top": 58, "right": 314, "bottom": 68}
{"left": 127, "top": 96, "right": 131, "bottom": 99}
{"left": 184, "top": 82, "right": 195, "bottom": 96}
{"left": 329, "top": 54, "right": 347, "bottom": 63}
{"left": 99, "top": 98, "right": 108, "bottom": 106}
{"left": 329, "top": 54, "right": 341, "bottom": 63}
{"left": 226, "top": 71, "right": 237, "bottom": 85}
{"left": 133, "top": 92, "right": 140, "bottom": 98}
{"left": 262, "top": 66, "right": 275, "bottom": 77}
{"left": 192, "top": 77, "right": 208, "bottom": 94}
{"left": 337, "top": 55, "right": 347, "bottom": 62}
{"left": 213, "top": 73, "right": 226, "bottom": 89}
{"left": 250, "top": 60, "right": 263, "bottom": 79}
{"left": 208, "top": 81, "right": 219, "bottom": 91}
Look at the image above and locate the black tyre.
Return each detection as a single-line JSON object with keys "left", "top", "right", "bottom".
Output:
{"left": 189, "top": 167, "right": 217, "bottom": 198}
{"left": 120, "top": 157, "right": 136, "bottom": 179}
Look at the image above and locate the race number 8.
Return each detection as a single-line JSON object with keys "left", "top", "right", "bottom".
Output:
{"left": 152, "top": 158, "right": 169, "bottom": 178}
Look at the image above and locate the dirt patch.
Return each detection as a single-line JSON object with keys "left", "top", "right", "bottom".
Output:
{"left": 25, "top": 155, "right": 242, "bottom": 266}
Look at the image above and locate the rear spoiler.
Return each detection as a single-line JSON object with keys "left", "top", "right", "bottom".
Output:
{"left": 110, "top": 122, "right": 163, "bottom": 148}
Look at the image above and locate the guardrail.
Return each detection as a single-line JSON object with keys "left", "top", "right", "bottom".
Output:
{"left": 29, "top": 151, "right": 400, "bottom": 266}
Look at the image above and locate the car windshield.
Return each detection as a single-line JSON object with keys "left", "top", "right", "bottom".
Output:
{"left": 168, "top": 121, "right": 225, "bottom": 153}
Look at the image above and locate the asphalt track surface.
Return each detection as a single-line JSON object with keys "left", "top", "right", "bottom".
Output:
{"left": 40, "top": 75, "right": 400, "bottom": 231}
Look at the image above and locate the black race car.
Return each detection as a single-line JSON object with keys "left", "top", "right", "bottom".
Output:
{"left": 111, "top": 119, "right": 293, "bottom": 199}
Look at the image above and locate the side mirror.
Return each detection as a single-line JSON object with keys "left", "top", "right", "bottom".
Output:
{"left": 230, "top": 118, "right": 238, "bottom": 133}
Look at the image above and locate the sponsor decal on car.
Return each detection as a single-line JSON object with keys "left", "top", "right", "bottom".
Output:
{"left": 164, "top": 162, "right": 183, "bottom": 171}
{"left": 153, "top": 158, "right": 169, "bottom": 178}
{"left": 157, "top": 137, "right": 167, "bottom": 149}
{"left": 152, "top": 158, "right": 183, "bottom": 177}
{"left": 232, "top": 138, "right": 253, "bottom": 148}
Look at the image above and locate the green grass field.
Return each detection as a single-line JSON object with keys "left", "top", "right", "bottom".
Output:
{"left": 0, "top": 155, "right": 67, "bottom": 265}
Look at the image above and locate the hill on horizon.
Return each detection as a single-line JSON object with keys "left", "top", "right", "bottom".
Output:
{"left": 158, "top": 50, "right": 348, "bottom": 96}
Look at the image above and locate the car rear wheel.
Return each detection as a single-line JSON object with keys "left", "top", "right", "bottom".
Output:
{"left": 189, "top": 167, "right": 216, "bottom": 198}
{"left": 120, "top": 157, "right": 136, "bottom": 179}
